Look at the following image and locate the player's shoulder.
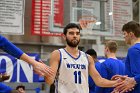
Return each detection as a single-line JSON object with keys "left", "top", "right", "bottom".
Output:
{"left": 51, "top": 49, "right": 61, "bottom": 56}
{"left": 103, "top": 58, "right": 112, "bottom": 63}
{"left": 50, "top": 50, "right": 61, "bottom": 61}
{"left": 128, "top": 44, "right": 140, "bottom": 53}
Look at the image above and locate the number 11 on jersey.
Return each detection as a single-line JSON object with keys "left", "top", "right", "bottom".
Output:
{"left": 74, "top": 71, "right": 81, "bottom": 84}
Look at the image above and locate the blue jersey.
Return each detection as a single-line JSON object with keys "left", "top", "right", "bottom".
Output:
{"left": 0, "top": 83, "right": 12, "bottom": 93}
{"left": 89, "top": 61, "right": 101, "bottom": 93}
{"left": 0, "top": 35, "right": 23, "bottom": 59}
{"left": 95, "top": 58, "right": 125, "bottom": 93}
{"left": 125, "top": 43, "right": 140, "bottom": 93}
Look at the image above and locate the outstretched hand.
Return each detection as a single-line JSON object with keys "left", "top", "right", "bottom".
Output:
{"left": 33, "top": 61, "right": 54, "bottom": 77}
{"left": 20, "top": 53, "right": 54, "bottom": 77}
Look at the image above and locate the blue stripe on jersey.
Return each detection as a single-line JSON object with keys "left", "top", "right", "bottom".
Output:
{"left": 55, "top": 79, "right": 58, "bottom": 93}
{"left": 63, "top": 48, "right": 81, "bottom": 60}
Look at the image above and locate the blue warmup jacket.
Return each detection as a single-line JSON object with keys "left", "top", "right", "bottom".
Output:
{"left": 125, "top": 43, "right": 140, "bottom": 93}
{"left": 95, "top": 58, "right": 125, "bottom": 93}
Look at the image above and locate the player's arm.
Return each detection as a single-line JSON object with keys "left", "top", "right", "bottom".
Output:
{"left": 20, "top": 53, "right": 54, "bottom": 76}
{"left": 95, "top": 62, "right": 108, "bottom": 92}
{"left": 0, "top": 35, "right": 53, "bottom": 76}
{"left": 45, "top": 50, "right": 60, "bottom": 85}
{"left": 88, "top": 55, "right": 117, "bottom": 87}
{"left": 0, "top": 35, "right": 23, "bottom": 58}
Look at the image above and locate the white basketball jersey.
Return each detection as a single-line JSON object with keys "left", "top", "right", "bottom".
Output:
{"left": 55, "top": 49, "right": 89, "bottom": 93}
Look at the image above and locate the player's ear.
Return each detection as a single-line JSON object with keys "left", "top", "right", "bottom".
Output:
{"left": 129, "top": 32, "right": 135, "bottom": 38}
{"left": 106, "top": 47, "right": 109, "bottom": 52}
{"left": 62, "top": 34, "right": 66, "bottom": 40}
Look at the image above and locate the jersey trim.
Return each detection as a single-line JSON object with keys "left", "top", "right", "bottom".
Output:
{"left": 58, "top": 49, "right": 62, "bottom": 70}
{"left": 63, "top": 48, "right": 81, "bottom": 60}
{"left": 85, "top": 53, "right": 90, "bottom": 65}
{"left": 55, "top": 49, "right": 62, "bottom": 93}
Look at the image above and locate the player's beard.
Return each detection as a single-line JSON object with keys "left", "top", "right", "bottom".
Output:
{"left": 66, "top": 38, "right": 80, "bottom": 47}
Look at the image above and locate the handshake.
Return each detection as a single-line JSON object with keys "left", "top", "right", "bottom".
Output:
{"left": 0, "top": 73, "right": 10, "bottom": 82}
{"left": 111, "top": 75, "right": 136, "bottom": 93}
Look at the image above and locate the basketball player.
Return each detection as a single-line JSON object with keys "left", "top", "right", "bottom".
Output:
{"left": 95, "top": 40, "right": 125, "bottom": 93}
{"left": 45, "top": 23, "right": 121, "bottom": 93}
{"left": 112, "top": 21, "right": 140, "bottom": 93}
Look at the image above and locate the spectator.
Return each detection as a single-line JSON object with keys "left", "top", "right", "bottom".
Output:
{"left": 16, "top": 85, "right": 26, "bottom": 93}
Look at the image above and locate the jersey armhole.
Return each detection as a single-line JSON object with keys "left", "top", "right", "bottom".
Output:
{"left": 58, "top": 49, "right": 62, "bottom": 70}
{"left": 85, "top": 53, "right": 90, "bottom": 65}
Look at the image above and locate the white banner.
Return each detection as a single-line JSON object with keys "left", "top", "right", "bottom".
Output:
{"left": 0, "top": 0, "right": 25, "bottom": 35}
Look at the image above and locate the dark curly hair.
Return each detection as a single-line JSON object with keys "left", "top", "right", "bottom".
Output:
{"left": 16, "top": 85, "right": 25, "bottom": 90}
{"left": 122, "top": 21, "right": 140, "bottom": 37}
{"left": 63, "top": 23, "right": 80, "bottom": 35}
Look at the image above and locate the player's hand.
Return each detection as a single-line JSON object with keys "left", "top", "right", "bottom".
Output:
{"left": 112, "top": 77, "right": 136, "bottom": 93}
{"left": 0, "top": 73, "right": 10, "bottom": 82}
{"left": 32, "top": 61, "right": 54, "bottom": 77}
{"left": 111, "top": 75, "right": 127, "bottom": 81}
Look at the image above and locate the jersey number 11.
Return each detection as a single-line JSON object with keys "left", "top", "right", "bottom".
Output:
{"left": 74, "top": 71, "right": 81, "bottom": 84}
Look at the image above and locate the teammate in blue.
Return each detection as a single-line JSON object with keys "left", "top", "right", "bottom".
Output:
{"left": 112, "top": 21, "right": 140, "bottom": 93}
{"left": 86, "top": 49, "right": 101, "bottom": 93}
{"left": 45, "top": 23, "right": 122, "bottom": 93}
{"left": 95, "top": 40, "right": 125, "bottom": 93}
{"left": 0, "top": 35, "right": 53, "bottom": 93}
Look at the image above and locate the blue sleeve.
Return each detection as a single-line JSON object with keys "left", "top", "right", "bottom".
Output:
{"left": 95, "top": 62, "right": 108, "bottom": 93}
{"left": 128, "top": 48, "right": 140, "bottom": 84}
{"left": 88, "top": 75, "right": 95, "bottom": 92}
{"left": 95, "top": 86, "right": 104, "bottom": 93}
{"left": 95, "top": 62, "right": 101, "bottom": 73}
{"left": 0, "top": 35, "right": 24, "bottom": 59}
{"left": 0, "top": 83, "right": 12, "bottom": 93}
